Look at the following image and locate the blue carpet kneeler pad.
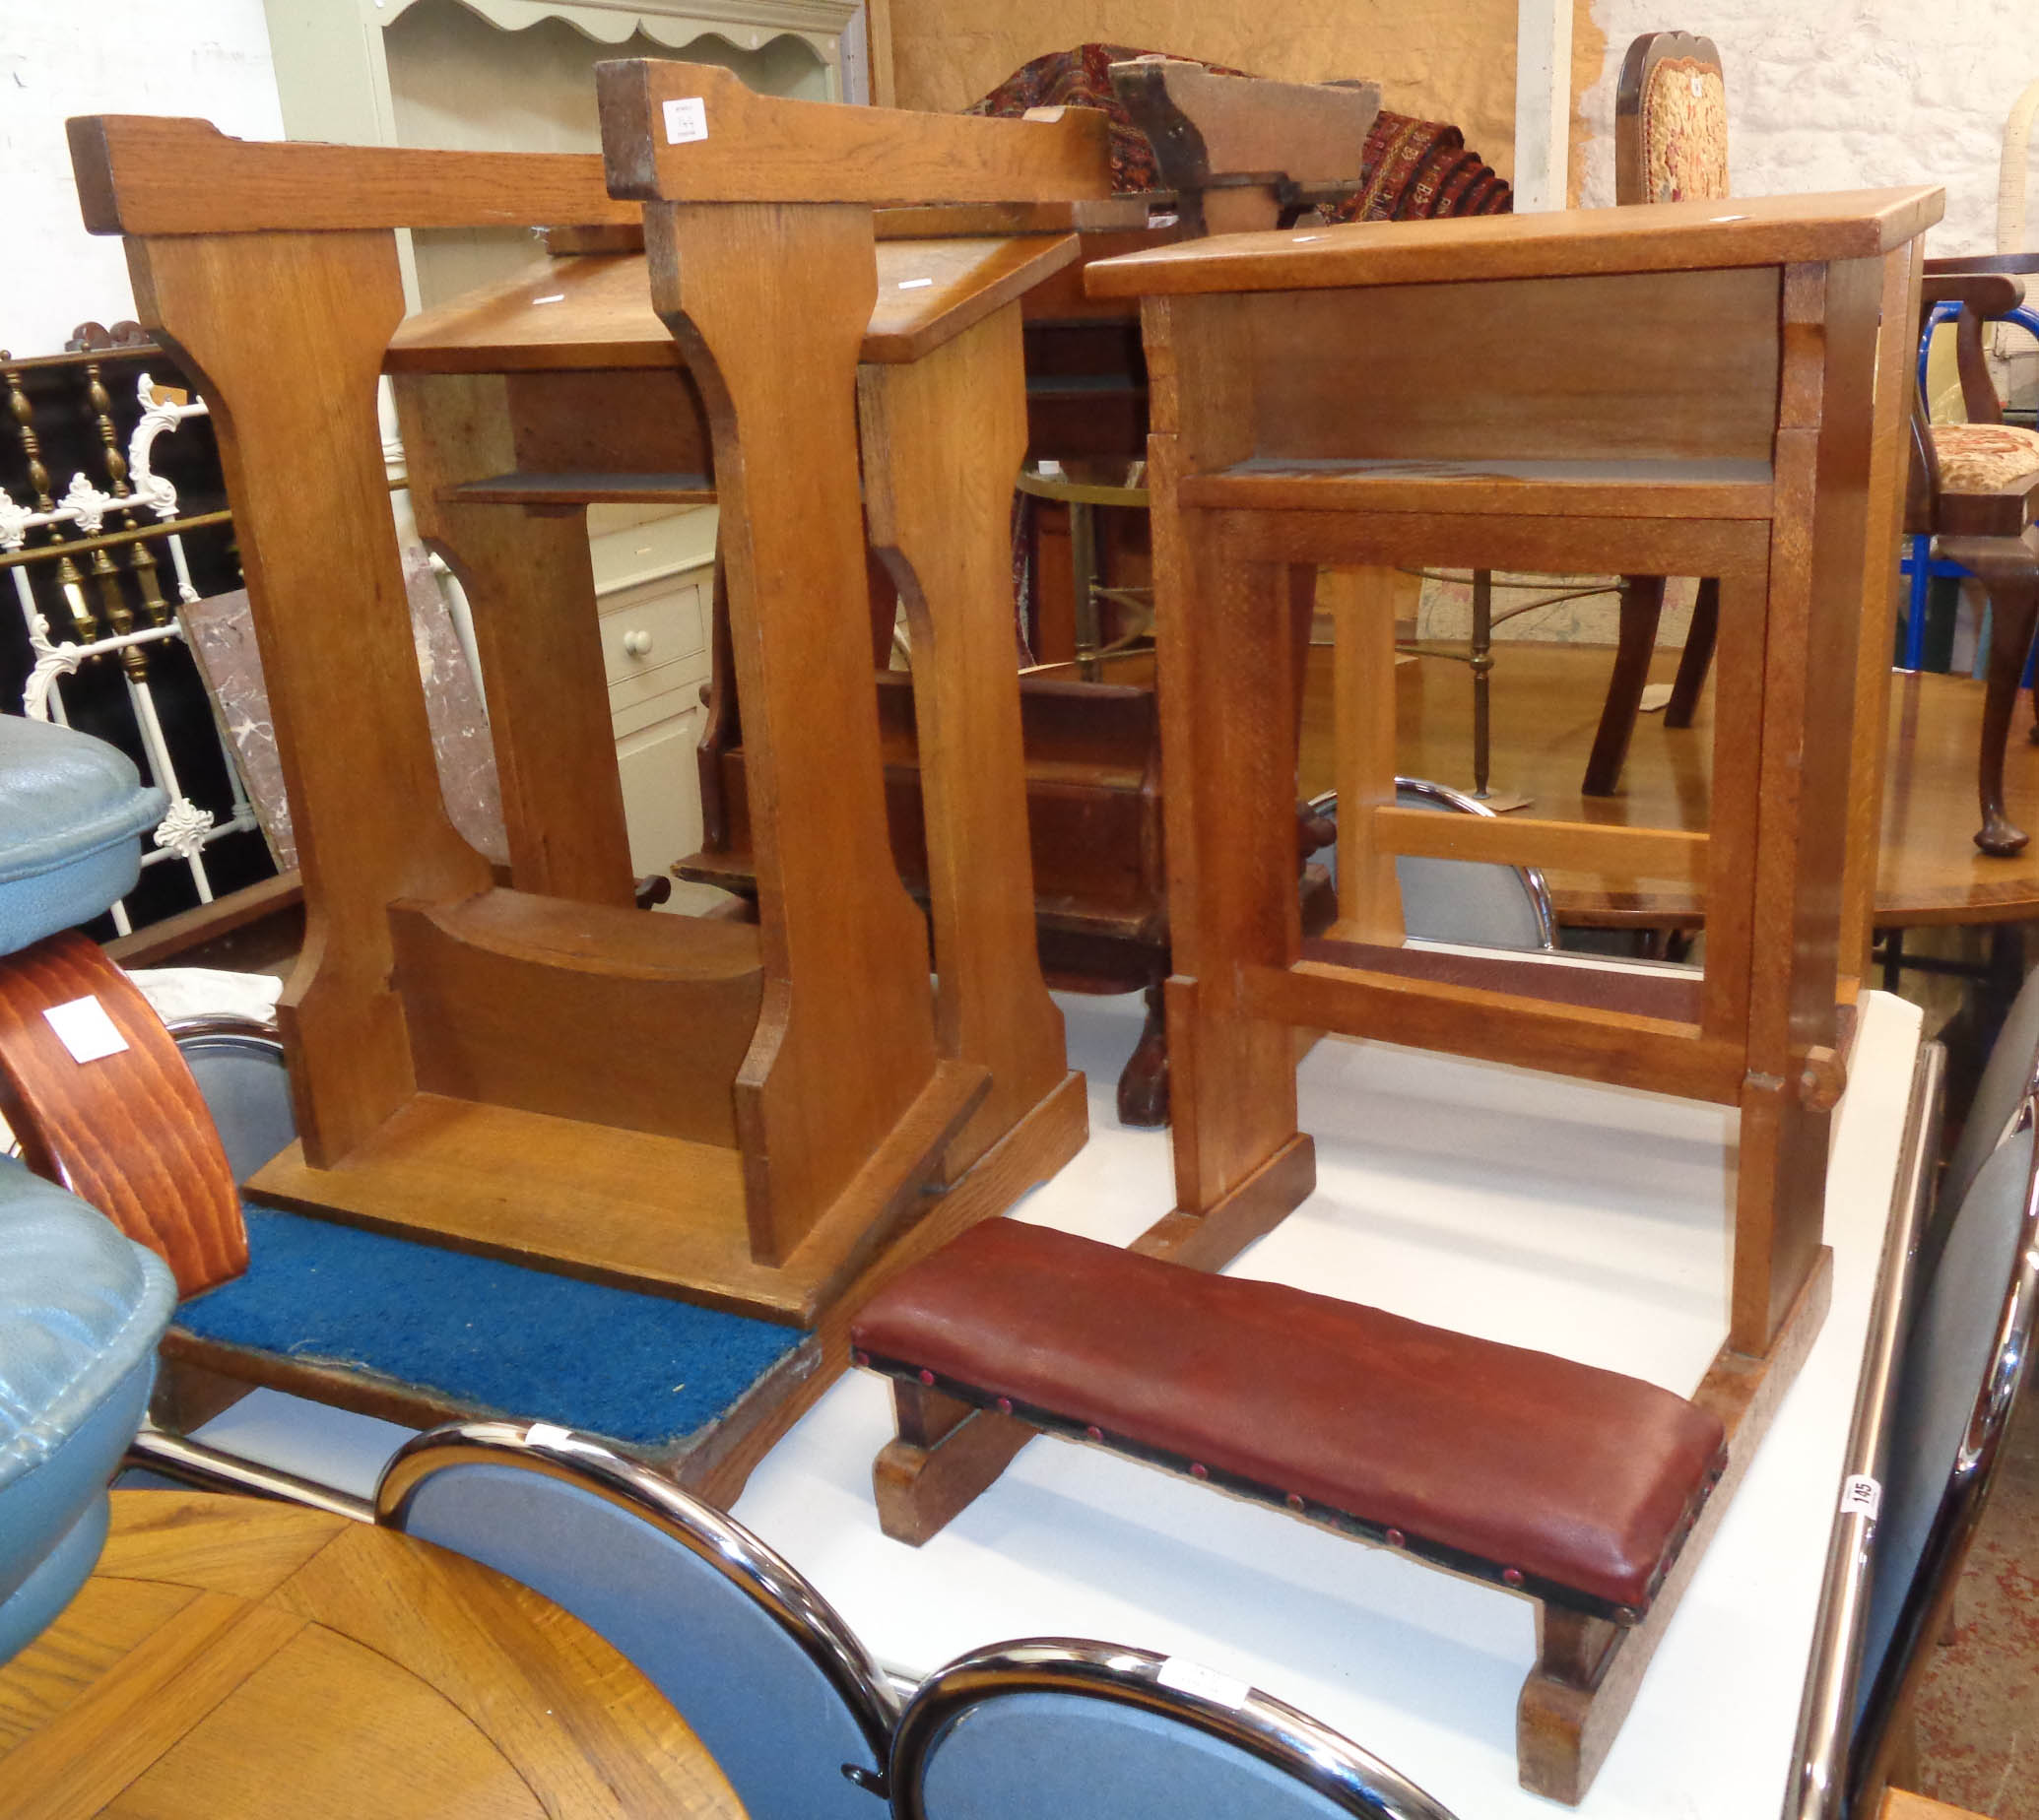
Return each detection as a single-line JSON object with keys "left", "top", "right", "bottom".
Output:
{"left": 175, "top": 1206, "right": 811, "bottom": 1462}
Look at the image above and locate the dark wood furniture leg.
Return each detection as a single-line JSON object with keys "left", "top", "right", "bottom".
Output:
{"left": 1582, "top": 574, "right": 1667, "bottom": 796}
{"left": 1664, "top": 574, "right": 1718, "bottom": 728}
{"left": 1117, "top": 980, "right": 1170, "bottom": 1127}
{"left": 1973, "top": 566, "right": 2039, "bottom": 856}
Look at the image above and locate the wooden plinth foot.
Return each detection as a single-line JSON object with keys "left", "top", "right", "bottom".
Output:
{"left": 869, "top": 1124, "right": 1314, "bottom": 1543}
{"left": 1516, "top": 1246, "right": 1833, "bottom": 1803}
{"left": 688, "top": 1067, "right": 1091, "bottom": 1508}
{"left": 1132, "top": 1132, "right": 1317, "bottom": 1269}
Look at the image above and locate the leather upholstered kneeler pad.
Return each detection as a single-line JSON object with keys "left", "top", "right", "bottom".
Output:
{"left": 853, "top": 1219, "right": 1726, "bottom": 1614}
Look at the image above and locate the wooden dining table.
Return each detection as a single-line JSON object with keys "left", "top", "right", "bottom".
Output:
{"left": 1285, "top": 637, "right": 2039, "bottom": 933}
{"left": 0, "top": 1491, "right": 742, "bottom": 1819}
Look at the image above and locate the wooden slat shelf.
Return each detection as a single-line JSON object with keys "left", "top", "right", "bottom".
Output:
{"left": 1373, "top": 804, "right": 1709, "bottom": 882}
{"left": 248, "top": 1057, "right": 988, "bottom": 1328}
{"left": 1242, "top": 957, "right": 1743, "bottom": 1103}
{"left": 1180, "top": 455, "right": 1775, "bottom": 520}
{"left": 1301, "top": 937, "right": 1705, "bottom": 1022}
{"left": 444, "top": 471, "right": 714, "bottom": 506}
{"left": 387, "top": 235, "right": 1086, "bottom": 375}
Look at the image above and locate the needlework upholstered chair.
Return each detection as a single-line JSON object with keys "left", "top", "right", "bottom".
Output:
{"left": 1460, "top": 31, "right": 1731, "bottom": 800}
{"left": 1905, "top": 257, "right": 2039, "bottom": 854}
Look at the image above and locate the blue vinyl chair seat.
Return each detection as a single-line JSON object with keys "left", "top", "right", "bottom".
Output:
{"left": 0, "top": 714, "right": 165, "bottom": 952}
{"left": 0, "top": 1155, "right": 176, "bottom": 1664}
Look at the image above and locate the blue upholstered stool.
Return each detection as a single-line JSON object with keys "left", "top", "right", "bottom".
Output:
{"left": 0, "top": 1153, "right": 176, "bottom": 1666}
{"left": 0, "top": 714, "right": 207, "bottom": 1664}
{"left": 0, "top": 713, "right": 164, "bottom": 952}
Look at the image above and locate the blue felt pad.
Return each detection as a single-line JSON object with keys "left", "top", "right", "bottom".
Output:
{"left": 175, "top": 1207, "right": 808, "bottom": 1450}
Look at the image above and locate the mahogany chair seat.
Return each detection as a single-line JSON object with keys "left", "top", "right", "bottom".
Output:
{"left": 852, "top": 1218, "right": 1727, "bottom": 1621}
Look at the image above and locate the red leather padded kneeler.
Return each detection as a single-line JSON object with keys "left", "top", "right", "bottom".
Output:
{"left": 853, "top": 1219, "right": 1727, "bottom": 1618}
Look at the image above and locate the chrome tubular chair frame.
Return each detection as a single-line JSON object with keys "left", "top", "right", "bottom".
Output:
{"left": 1785, "top": 1040, "right": 1945, "bottom": 1820}
{"left": 1849, "top": 1077, "right": 2039, "bottom": 1809}
{"left": 374, "top": 1419, "right": 902, "bottom": 1786}
{"left": 125, "top": 1420, "right": 374, "bottom": 1523}
{"left": 888, "top": 1639, "right": 1461, "bottom": 1820}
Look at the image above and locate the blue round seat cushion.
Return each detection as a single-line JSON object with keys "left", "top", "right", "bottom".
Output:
{"left": 0, "top": 715, "right": 166, "bottom": 952}
{"left": 0, "top": 1157, "right": 176, "bottom": 1664}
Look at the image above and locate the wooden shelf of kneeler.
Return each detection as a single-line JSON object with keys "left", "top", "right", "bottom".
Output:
{"left": 248, "top": 1087, "right": 988, "bottom": 1327}
{"left": 386, "top": 234, "right": 1085, "bottom": 376}
{"left": 245, "top": 888, "right": 987, "bottom": 1325}
{"left": 1179, "top": 455, "right": 1775, "bottom": 521}
{"left": 445, "top": 471, "right": 714, "bottom": 506}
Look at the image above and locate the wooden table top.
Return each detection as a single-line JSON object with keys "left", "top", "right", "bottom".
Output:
{"left": 1290, "top": 639, "right": 2039, "bottom": 930}
{"left": 0, "top": 1491, "right": 743, "bottom": 1820}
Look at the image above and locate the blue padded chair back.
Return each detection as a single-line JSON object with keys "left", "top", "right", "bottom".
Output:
{"left": 1307, "top": 781, "right": 1555, "bottom": 952}
{"left": 1940, "top": 963, "right": 2039, "bottom": 1226}
{"left": 170, "top": 1019, "right": 296, "bottom": 1184}
{"left": 377, "top": 1421, "right": 897, "bottom": 1818}
{"left": 1850, "top": 1112, "right": 2039, "bottom": 1801}
{"left": 892, "top": 1641, "right": 1460, "bottom": 1820}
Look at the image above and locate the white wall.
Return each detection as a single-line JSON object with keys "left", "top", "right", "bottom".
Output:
{"left": 1577, "top": 0, "right": 2035, "bottom": 257}
{"left": 1, "top": 2, "right": 282, "bottom": 358}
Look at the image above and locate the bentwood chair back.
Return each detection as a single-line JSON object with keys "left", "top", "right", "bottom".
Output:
{"left": 1849, "top": 1106, "right": 2039, "bottom": 1808}
{"left": 889, "top": 1640, "right": 1460, "bottom": 1820}
{"left": 1309, "top": 780, "right": 1557, "bottom": 953}
{"left": 376, "top": 1420, "right": 898, "bottom": 1818}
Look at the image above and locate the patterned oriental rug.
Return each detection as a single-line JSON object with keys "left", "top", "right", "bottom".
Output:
{"left": 966, "top": 41, "right": 1513, "bottom": 220}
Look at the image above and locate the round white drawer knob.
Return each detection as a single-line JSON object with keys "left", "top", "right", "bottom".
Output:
{"left": 623, "top": 629, "right": 654, "bottom": 658}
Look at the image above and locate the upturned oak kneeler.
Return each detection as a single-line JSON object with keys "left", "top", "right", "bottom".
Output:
{"left": 66, "top": 82, "right": 1108, "bottom": 1331}
{"left": 854, "top": 1219, "right": 1726, "bottom": 1623}
{"left": 1053, "top": 188, "right": 1933, "bottom": 1800}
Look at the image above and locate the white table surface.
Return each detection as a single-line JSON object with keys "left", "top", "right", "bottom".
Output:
{"left": 732, "top": 986, "right": 1927, "bottom": 1820}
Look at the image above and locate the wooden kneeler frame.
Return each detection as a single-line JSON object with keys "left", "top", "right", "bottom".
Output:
{"left": 1092, "top": 192, "right": 1936, "bottom": 1803}
{"left": 869, "top": 190, "right": 1939, "bottom": 1802}
{"left": 64, "top": 90, "right": 1105, "bottom": 1342}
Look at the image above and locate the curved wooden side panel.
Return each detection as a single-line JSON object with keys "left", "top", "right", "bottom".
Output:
{"left": 0, "top": 931, "right": 246, "bottom": 1295}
